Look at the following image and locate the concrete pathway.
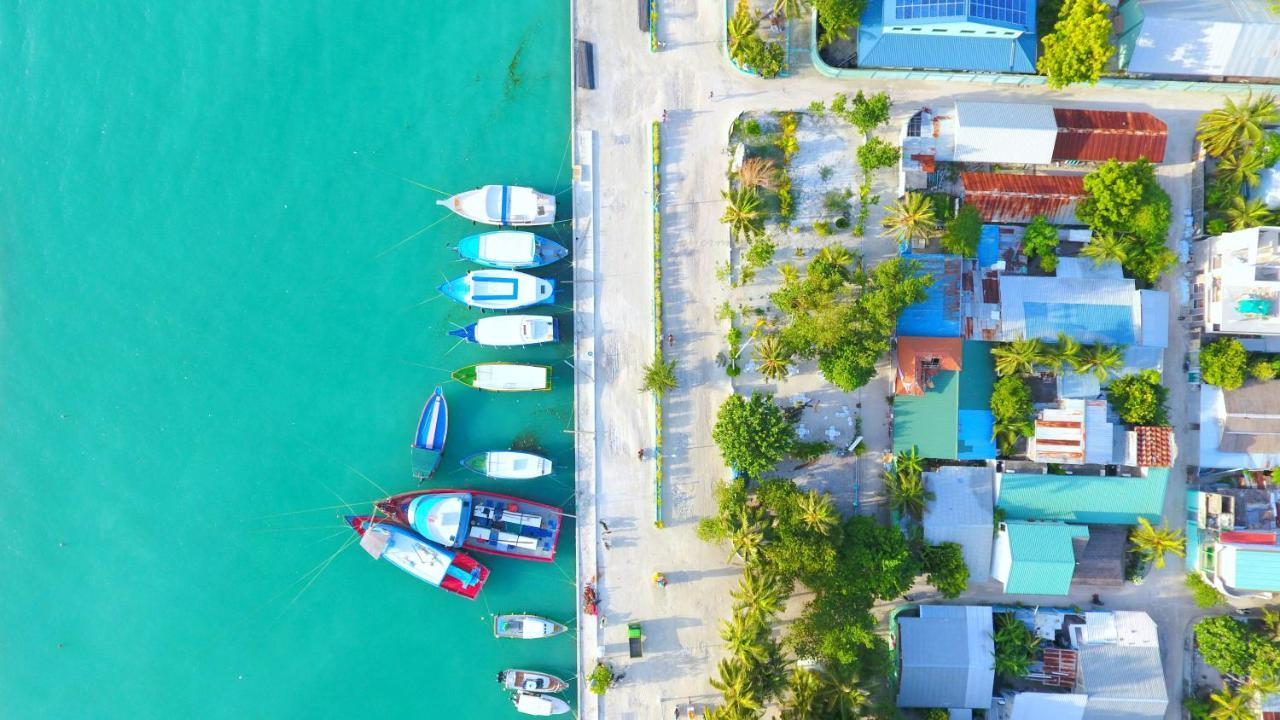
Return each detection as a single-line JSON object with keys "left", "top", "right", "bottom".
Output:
{"left": 571, "top": 2, "right": 1232, "bottom": 717}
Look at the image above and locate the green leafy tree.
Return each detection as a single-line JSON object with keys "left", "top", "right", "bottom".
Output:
{"left": 1106, "top": 370, "right": 1169, "bottom": 425}
{"left": 721, "top": 186, "right": 765, "bottom": 243}
{"left": 885, "top": 466, "right": 933, "bottom": 521}
{"left": 1078, "top": 159, "right": 1174, "bottom": 283}
{"left": 993, "top": 613, "right": 1038, "bottom": 678}
{"left": 1129, "top": 518, "right": 1185, "bottom": 569}
{"left": 856, "top": 136, "right": 900, "bottom": 172}
{"left": 588, "top": 662, "right": 615, "bottom": 695}
{"left": 991, "top": 375, "right": 1034, "bottom": 456}
{"left": 832, "top": 90, "right": 891, "bottom": 136}
{"left": 772, "top": 0, "right": 810, "bottom": 20}
{"left": 1195, "top": 615, "right": 1263, "bottom": 677}
{"left": 1073, "top": 342, "right": 1125, "bottom": 382}
{"left": 754, "top": 335, "right": 793, "bottom": 382}
{"left": 1201, "top": 338, "right": 1249, "bottom": 390}
{"left": 728, "top": 0, "right": 786, "bottom": 78}
{"left": 923, "top": 543, "right": 969, "bottom": 598}
{"left": 991, "top": 336, "right": 1045, "bottom": 377}
{"left": 640, "top": 353, "right": 678, "bottom": 395}
{"left": 1037, "top": 0, "right": 1114, "bottom": 89}
{"left": 1225, "top": 196, "right": 1275, "bottom": 231}
{"left": 1021, "top": 215, "right": 1060, "bottom": 272}
{"left": 1197, "top": 92, "right": 1280, "bottom": 158}
{"left": 1208, "top": 685, "right": 1253, "bottom": 720}
{"left": 712, "top": 392, "right": 796, "bottom": 477}
{"left": 780, "top": 667, "right": 820, "bottom": 720}
{"left": 942, "top": 203, "right": 983, "bottom": 257}
{"left": 1251, "top": 357, "right": 1278, "bottom": 382}
{"left": 881, "top": 192, "right": 940, "bottom": 246}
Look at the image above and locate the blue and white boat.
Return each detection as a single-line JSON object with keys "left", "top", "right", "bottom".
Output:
{"left": 410, "top": 386, "right": 448, "bottom": 481}
{"left": 448, "top": 315, "right": 558, "bottom": 347}
{"left": 456, "top": 231, "right": 568, "bottom": 269}
{"left": 438, "top": 270, "right": 554, "bottom": 310}
{"left": 437, "top": 185, "right": 556, "bottom": 226}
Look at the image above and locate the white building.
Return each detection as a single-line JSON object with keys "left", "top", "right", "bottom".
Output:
{"left": 1200, "top": 227, "right": 1280, "bottom": 342}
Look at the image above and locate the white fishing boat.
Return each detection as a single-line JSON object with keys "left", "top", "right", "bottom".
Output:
{"left": 437, "top": 185, "right": 556, "bottom": 226}
{"left": 448, "top": 315, "right": 558, "bottom": 347}
{"left": 456, "top": 231, "right": 567, "bottom": 269}
{"left": 462, "top": 451, "right": 552, "bottom": 480}
{"left": 438, "top": 270, "right": 555, "bottom": 310}
{"left": 512, "top": 691, "right": 571, "bottom": 716}
{"left": 453, "top": 363, "right": 551, "bottom": 392}
{"left": 494, "top": 614, "right": 568, "bottom": 639}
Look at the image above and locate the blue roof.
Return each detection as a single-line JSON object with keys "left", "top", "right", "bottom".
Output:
{"left": 977, "top": 225, "right": 1000, "bottom": 269}
{"left": 1230, "top": 549, "right": 1280, "bottom": 592}
{"left": 896, "top": 253, "right": 963, "bottom": 338}
{"left": 957, "top": 342, "right": 997, "bottom": 460}
{"left": 1022, "top": 301, "right": 1135, "bottom": 345}
{"left": 998, "top": 468, "right": 1168, "bottom": 525}
{"left": 859, "top": 0, "right": 1037, "bottom": 73}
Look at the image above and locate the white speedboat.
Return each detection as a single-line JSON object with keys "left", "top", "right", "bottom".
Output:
{"left": 438, "top": 185, "right": 556, "bottom": 226}
{"left": 461, "top": 451, "right": 552, "bottom": 479}
{"left": 448, "top": 315, "right": 558, "bottom": 347}
{"left": 512, "top": 691, "right": 570, "bottom": 716}
{"left": 437, "top": 270, "right": 555, "bottom": 310}
{"left": 452, "top": 363, "right": 551, "bottom": 392}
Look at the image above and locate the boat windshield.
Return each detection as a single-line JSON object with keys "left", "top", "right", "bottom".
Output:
{"left": 407, "top": 493, "right": 471, "bottom": 547}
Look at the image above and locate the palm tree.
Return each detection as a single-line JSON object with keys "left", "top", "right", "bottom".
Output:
{"left": 727, "top": 0, "right": 761, "bottom": 57}
{"left": 1128, "top": 517, "right": 1186, "bottom": 570}
{"left": 781, "top": 667, "right": 821, "bottom": 720}
{"left": 1072, "top": 343, "right": 1125, "bottom": 382}
{"left": 1197, "top": 92, "right": 1279, "bottom": 158}
{"left": 772, "top": 0, "right": 810, "bottom": 20}
{"left": 1052, "top": 332, "right": 1081, "bottom": 373}
{"left": 1081, "top": 233, "right": 1129, "bottom": 267}
{"left": 993, "top": 418, "right": 1033, "bottom": 457}
{"left": 1207, "top": 684, "right": 1253, "bottom": 720}
{"left": 727, "top": 508, "right": 768, "bottom": 564}
{"left": 796, "top": 488, "right": 838, "bottom": 535}
{"left": 737, "top": 156, "right": 778, "bottom": 191}
{"left": 640, "top": 353, "right": 678, "bottom": 394}
{"left": 721, "top": 187, "right": 765, "bottom": 243}
{"left": 754, "top": 335, "right": 793, "bottom": 382}
{"left": 815, "top": 664, "right": 870, "bottom": 720}
{"left": 885, "top": 466, "right": 934, "bottom": 521}
{"left": 720, "top": 613, "right": 770, "bottom": 665}
{"left": 779, "top": 263, "right": 799, "bottom": 286}
{"left": 991, "top": 336, "right": 1044, "bottom": 377}
{"left": 731, "top": 566, "right": 785, "bottom": 620}
{"left": 815, "top": 244, "right": 854, "bottom": 268}
{"left": 895, "top": 445, "right": 924, "bottom": 478}
{"left": 881, "top": 192, "right": 939, "bottom": 247}
{"left": 1262, "top": 607, "right": 1280, "bottom": 642}
{"left": 1216, "top": 148, "right": 1266, "bottom": 188}
{"left": 710, "top": 657, "right": 764, "bottom": 716}
{"left": 1225, "top": 195, "right": 1275, "bottom": 231}
{"left": 993, "top": 613, "right": 1038, "bottom": 679}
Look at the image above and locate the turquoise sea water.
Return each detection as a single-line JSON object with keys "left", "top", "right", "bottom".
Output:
{"left": 0, "top": 3, "right": 574, "bottom": 717}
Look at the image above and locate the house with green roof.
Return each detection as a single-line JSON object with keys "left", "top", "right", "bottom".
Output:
{"left": 991, "top": 521, "right": 1089, "bottom": 595}
{"left": 996, "top": 468, "right": 1168, "bottom": 526}
{"left": 893, "top": 340, "right": 996, "bottom": 461}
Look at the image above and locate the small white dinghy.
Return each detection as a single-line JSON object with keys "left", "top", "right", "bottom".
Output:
{"left": 448, "top": 315, "right": 558, "bottom": 347}
{"left": 438, "top": 185, "right": 556, "bottom": 226}
{"left": 462, "top": 451, "right": 553, "bottom": 480}
{"left": 453, "top": 363, "right": 551, "bottom": 392}
{"left": 512, "top": 691, "right": 571, "bottom": 716}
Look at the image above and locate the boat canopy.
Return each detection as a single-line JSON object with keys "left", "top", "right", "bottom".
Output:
{"left": 469, "top": 315, "right": 555, "bottom": 346}
{"left": 472, "top": 275, "right": 520, "bottom": 302}
{"left": 475, "top": 364, "right": 548, "bottom": 391}
{"left": 407, "top": 493, "right": 471, "bottom": 547}
{"left": 480, "top": 232, "right": 537, "bottom": 265}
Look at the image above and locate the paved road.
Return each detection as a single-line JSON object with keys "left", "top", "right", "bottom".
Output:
{"left": 571, "top": 3, "right": 1234, "bottom": 718}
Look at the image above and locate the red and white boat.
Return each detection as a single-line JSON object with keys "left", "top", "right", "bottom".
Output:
{"left": 375, "top": 489, "right": 563, "bottom": 562}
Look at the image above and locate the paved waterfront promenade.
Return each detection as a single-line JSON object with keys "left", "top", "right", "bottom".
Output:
{"left": 571, "top": 3, "right": 1230, "bottom": 718}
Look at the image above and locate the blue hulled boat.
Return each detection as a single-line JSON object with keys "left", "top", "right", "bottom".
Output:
{"left": 438, "top": 270, "right": 555, "bottom": 310}
{"left": 410, "top": 386, "right": 448, "bottom": 481}
{"left": 456, "top": 231, "right": 568, "bottom": 269}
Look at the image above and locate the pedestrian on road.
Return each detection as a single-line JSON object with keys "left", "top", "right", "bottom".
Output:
{"left": 708, "top": 90, "right": 714, "bottom": 100}
{"left": 662, "top": 109, "right": 669, "bottom": 123}
{"left": 653, "top": 572, "right": 668, "bottom": 588}
{"left": 667, "top": 333, "right": 674, "bottom": 347}
{"left": 638, "top": 448, "right": 645, "bottom": 461}
{"left": 600, "top": 520, "right": 611, "bottom": 534}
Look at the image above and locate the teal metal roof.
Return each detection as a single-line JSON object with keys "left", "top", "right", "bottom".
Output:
{"left": 894, "top": 370, "right": 959, "bottom": 460}
{"left": 1003, "top": 522, "right": 1088, "bottom": 595}
{"left": 859, "top": 0, "right": 1037, "bottom": 74}
{"left": 997, "top": 468, "right": 1168, "bottom": 525}
{"left": 1230, "top": 549, "right": 1280, "bottom": 592}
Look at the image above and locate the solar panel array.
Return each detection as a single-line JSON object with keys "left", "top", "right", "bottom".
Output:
{"left": 893, "top": 0, "right": 1028, "bottom": 25}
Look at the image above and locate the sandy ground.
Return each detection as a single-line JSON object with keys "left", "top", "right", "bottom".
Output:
{"left": 571, "top": 2, "right": 1236, "bottom": 718}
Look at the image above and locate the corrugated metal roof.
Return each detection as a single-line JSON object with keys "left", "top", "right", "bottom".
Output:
{"left": 1219, "top": 545, "right": 1280, "bottom": 591}
{"left": 961, "top": 172, "right": 1086, "bottom": 225}
{"left": 1079, "top": 644, "right": 1168, "bottom": 720}
{"left": 897, "top": 253, "right": 964, "bottom": 337}
{"left": 1001, "top": 521, "right": 1088, "bottom": 595}
{"left": 858, "top": 0, "right": 1038, "bottom": 74}
{"left": 896, "top": 336, "right": 964, "bottom": 395}
{"left": 1051, "top": 109, "right": 1168, "bottom": 163}
{"left": 996, "top": 274, "right": 1138, "bottom": 344}
{"left": 1011, "top": 692, "right": 1086, "bottom": 720}
{"left": 955, "top": 102, "right": 1056, "bottom": 164}
{"left": 997, "top": 469, "right": 1167, "bottom": 525}
{"left": 897, "top": 605, "right": 995, "bottom": 708}
{"left": 957, "top": 341, "right": 998, "bottom": 460}
{"left": 1137, "top": 290, "right": 1169, "bottom": 348}
{"left": 894, "top": 370, "right": 960, "bottom": 459}
{"left": 924, "top": 465, "right": 995, "bottom": 582}
{"left": 1120, "top": 0, "right": 1280, "bottom": 80}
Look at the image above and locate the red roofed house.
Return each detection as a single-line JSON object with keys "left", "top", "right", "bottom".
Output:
{"left": 895, "top": 336, "right": 963, "bottom": 396}
{"left": 1127, "top": 426, "right": 1176, "bottom": 468}
{"left": 1051, "top": 109, "right": 1167, "bottom": 163}
{"left": 960, "top": 172, "right": 1087, "bottom": 226}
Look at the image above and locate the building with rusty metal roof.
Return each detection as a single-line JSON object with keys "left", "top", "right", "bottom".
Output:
{"left": 960, "top": 173, "right": 1086, "bottom": 225}
{"left": 1050, "top": 108, "right": 1167, "bottom": 163}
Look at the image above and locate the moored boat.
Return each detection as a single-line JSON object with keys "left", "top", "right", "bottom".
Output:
{"left": 511, "top": 691, "right": 571, "bottom": 716}
{"left": 410, "top": 386, "right": 448, "bottom": 481}
{"left": 461, "top": 451, "right": 552, "bottom": 480}
{"left": 448, "top": 315, "right": 558, "bottom": 347}
{"left": 453, "top": 362, "right": 551, "bottom": 392}
{"left": 437, "top": 185, "right": 556, "bottom": 226}
{"left": 494, "top": 614, "right": 568, "bottom": 639}
{"left": 497, "top": 669, "right": 569, "bottom": 693}
{"left": 456, "top": 231, "right": 568, "bottom": 269}
{"left": 438, "top": 270, "right": 554, "bottom": 310}
{"left": 375, "top": 489, "right": 563, "bottom": 562}
{"left": 345, "top": 516, "right": 488, "bottom": 600}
